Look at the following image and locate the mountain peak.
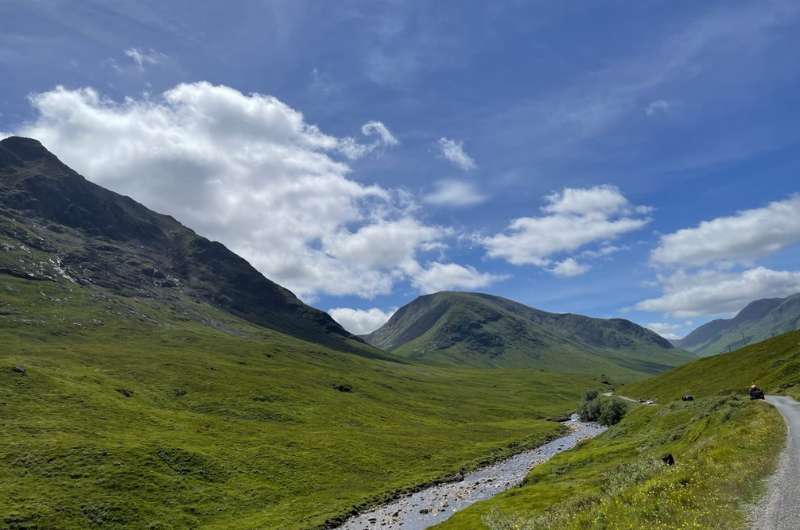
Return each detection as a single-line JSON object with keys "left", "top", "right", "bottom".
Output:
{"left": 364, "top": 291, "right": 690, "bottom": 375}
{"left": 0, "top": 138, "right": 382, "bottom": 358}
{"left": 0, "top": 136, "right": 57, "bottom": 164}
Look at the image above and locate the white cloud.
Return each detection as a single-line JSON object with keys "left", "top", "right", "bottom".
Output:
{"left": 645, "top": 99, "right": 670, "bottom": 116}
{"left": 482, "top": 185, "right": 650, "bottom": 272}
{"left": 16, "top": 83, "right": 440, "bottom": 299}
{"left": 362, "top": 121, "right": 399, "bottom": 146}
{"left": 542, "top": 185, "right": 630, "bottom": 215}
{"left": 437, "top": 137, "right": 476, "bottom": 170}
{"left": 124, "top": 48, "right": 165, "bottom": 70}
{"left": 636, "top": 267, "right": 800, "bottom": 317}
{"left": 411, "top": 262, "right": 505, "bottom": 294}
{"left": 550, "top": 258, "right": 590, "bottom": 277}
{"left": 423, "top": 179, "right": 486, "bottom": 207}
{"left": 581, "top": 244, "right": 626, "bottom": 259}
{"left": 336, "top": 120, "right": 399, "bottom": 160}
{"left": 651, "top": 195, "right": 800, "bottom": 267}
{"left": 329, "top": 307, "right": 395, "bottom": 335}
{"left": 644, "top": 322, "right": 683, "bottom": 340}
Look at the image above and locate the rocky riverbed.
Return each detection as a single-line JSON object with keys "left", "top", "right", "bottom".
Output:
{"left": 338, "top": 415, "right": 606, "bottom": 530}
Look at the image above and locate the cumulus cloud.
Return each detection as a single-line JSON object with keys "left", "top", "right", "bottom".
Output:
{"left": 411, "top": 262, "right": 505, "bottom": 294}
{"left": 15, "top": 83, "right": 457, "bottom": 299}
{"left": 482, "top": 185, "right": 650, "bottom": 273}
{"left": 651, "top": 195, "right": 800, "bottom": 267}
{"left": 638, "top": 195, "right": 800, "bottom": 318}
{"left": 644, "top": 322, "right": 683, "bottom": 340}
{"left": 437, "top": 137, "right": 476, "bottom": 170}
{"left": 124, "top": 48, "right": 165, "bottom": 70}
{"left": 423, "top": 179, "right": 486, "bottom": 207}
{"left": 329, "top": 307, "right": 395, "bottom": 335}
{"left": 550, "top": 258, "right": 590, "bottom": 277}
{"left": 636, "top": 267, "right": 800, "bottom": 317}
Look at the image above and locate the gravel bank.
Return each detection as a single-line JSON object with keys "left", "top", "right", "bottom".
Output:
{"left": 337, "top": 415, "right": 606, "bottom": 530}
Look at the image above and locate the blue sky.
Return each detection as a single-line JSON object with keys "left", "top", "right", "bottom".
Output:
{"left": 2, "top": 1, "right": 800, "bottom": 337}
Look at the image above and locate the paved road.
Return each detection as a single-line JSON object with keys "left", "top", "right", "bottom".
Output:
{"left": 752, "top": 395, "right": 800, "bottom": 530}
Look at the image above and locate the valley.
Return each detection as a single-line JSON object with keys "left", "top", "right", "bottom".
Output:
{"left": 1, "top": 136, "right": 798, "bottom": 529}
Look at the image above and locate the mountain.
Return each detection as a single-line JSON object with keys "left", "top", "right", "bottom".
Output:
{"left": 364, "top": 291, "right": 694, "bottom": 376}
{"left": 0, "top": 136, "right": 381, "bottom": 357}
{"left": 676, "top": 294, "right": 800, "bottom": 356}
{"left": 0, "top": 140, "right": 600, "bottom": 528}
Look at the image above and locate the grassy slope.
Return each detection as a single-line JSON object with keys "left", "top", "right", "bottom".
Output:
{"left": 0, "top": 275, "right": 596, "bottom": 529}
{"left": 369, "top": 292, "right": 692, "bottom": 379}
{"left": 626, "top": 330, "right": 800, "bottom": 401}
{"left": 438, "top": 397, "right": 782, "bottom": 529}
{"left": 437, "top": 334, "right": 797, "bottom": 529}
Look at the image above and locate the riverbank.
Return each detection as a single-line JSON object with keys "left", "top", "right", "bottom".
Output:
{"left": 337, "top": 416, "right": 606, "bottom": 530}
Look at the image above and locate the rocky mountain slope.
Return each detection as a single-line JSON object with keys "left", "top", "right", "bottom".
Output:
{"left": 0, "top": 136, "right": 379, "bottom": 357}
{"left": 676, "top": 294, "right": 800, "bottom": 356}
{"left": 364, "top": 291, "right": 694, "bottom": 376}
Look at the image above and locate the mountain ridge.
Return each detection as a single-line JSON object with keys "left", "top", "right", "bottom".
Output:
{"left": 0, "top": 136, "right": 382, "bottom": 358}
{"left": 364, "top": 291, "right": 693, "bottom": 376}
{"left": 676, "top": 293, "right": 800, "bottom": 356}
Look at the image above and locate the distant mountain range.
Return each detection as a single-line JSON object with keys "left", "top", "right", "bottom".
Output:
{"left": 676, "top": 294, "right": 800, "bottom": 356}
{"left": 364, "top": 291, "right": 695, "bottom": 377}
{"left": 0, "top": 136, "right": 384, "bottom": 358}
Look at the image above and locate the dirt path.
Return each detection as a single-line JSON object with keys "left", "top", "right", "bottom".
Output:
{"left": 337, "top": 416, "right": 606, "bottom": 530}
{"left": 751, "top": 395, "right": 800, "bottom": 530}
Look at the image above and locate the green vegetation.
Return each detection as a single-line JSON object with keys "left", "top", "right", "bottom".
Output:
{"left": 677, "top": 294, "right": 800, "bottom": 357}
{"left": 0, "top": 136, "right": 376, "bottom": 357}
{"left": 437, "top": 396, "right": 783, "bottom": 530}
{"left": 0, "top": 275, "right": 597, "bottom": 529}
{"left": 578, "top": 391, "right": 628, "bottom": 426}
{"left": 627, "top": 330, "right": 800, "bottom": 402}
{"left": 435, "top": 332, "right": 800, "bottom": 529}
{"left": 365, "top": 291, "right": 694, "bottom": 378}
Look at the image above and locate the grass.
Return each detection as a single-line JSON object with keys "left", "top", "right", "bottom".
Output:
{"left": 436, "top": 396, "right": 783, "bottom": 529}
{"left": 435, "top": 333, "right": 800, "bottom": 529}
{"left": 0, "top": 275, "right": 598, "bottom": 529}
{"left": 625, "top": 330, "right": 800, "bottom": 402}
{"left": 369, "top": 292, "right": 694, "bottom": 378}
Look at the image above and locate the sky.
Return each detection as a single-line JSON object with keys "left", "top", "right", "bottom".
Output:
{"left": 1, "top": 1, "right": 800, "bottom": 339}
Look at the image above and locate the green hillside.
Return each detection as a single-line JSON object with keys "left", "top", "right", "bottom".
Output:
{"left": 365, "top": 292, "right": 694, "bottom": 378}
{"left": 628, "top": 329, "right": 800, "bottom": 402}
{"left": 436, "top": 333, "right": 795, "bottom": 529}
{"left": 676, "top": 294, "right": 800, "bottom": 356}
{"left": 0, "top": 136, "right": 372, "bottom": 357}
{"left": 0, "top": 274, "right": 597, "bottom": 529}
{"left": 0, "top": 137, "right": 601, "bottom": 528}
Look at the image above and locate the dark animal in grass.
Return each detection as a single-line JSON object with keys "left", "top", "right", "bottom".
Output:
{"left": 116, "top": 388, "right": 134, "bottom": 398}
{"left": 11, "top": 365, "right": 26, "bottom": 376}
{"left": 682, "top": 394, "right": 694, "bottom": 401}
{"left": 332, "top": 384, "right": 353, "bottom": 393}
{"left": 662, "top": 453, "right": 675, "bottom": 466}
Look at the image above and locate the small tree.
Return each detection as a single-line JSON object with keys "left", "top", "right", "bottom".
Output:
{"left": 598, "top": 399, "right": 628, "bottom": 426}
{"left": 578, "top": 390, "right": 602, "bottom": 422}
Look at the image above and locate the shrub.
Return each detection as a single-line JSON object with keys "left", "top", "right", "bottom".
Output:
{"left": 598, "top": 398, "right": 628, "bottom": 426}
{"left": 579, "top": 397, "right": 601, "bottom": 422}
{"left": 578, "top": 391, "right": 628, "bottom": 425}
{"left": 583, "top": 389, "right": 599, "bottom": 401}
